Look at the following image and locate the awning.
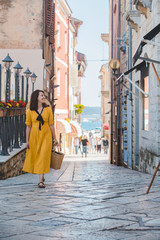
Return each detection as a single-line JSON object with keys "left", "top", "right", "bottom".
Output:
{"left": 116, "top": 61, "right": 149, "bottom": 96}
{"left": 70, "top": 124, "right": 77, "bottom": 134}
{"left": 116, "top": 61, "right": 145, "bottom": 83}
{"left": 119, "top": 74, "right": 149, "bottom": 96}
{"left": 133, "top": 23, "right": 160, "bottom": 65}
{"left": 70, "top": 120, "right": 82, "bottom": 137}
{"left": 123, "top": 61, "right": 145, "bottom": 76}
{"left": 56, "top": 119, "right": 71, "bottom": 134}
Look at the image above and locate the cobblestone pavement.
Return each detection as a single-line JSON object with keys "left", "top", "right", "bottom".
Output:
{"left": 1, "top": 154, "right": 160, "bottom": 240}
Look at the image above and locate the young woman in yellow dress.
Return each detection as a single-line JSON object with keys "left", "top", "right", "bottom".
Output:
{"left": 22, "top": 90, "right": 58, "bottom": 188}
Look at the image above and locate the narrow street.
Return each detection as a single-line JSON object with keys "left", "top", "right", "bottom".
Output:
{"left": 1, "top": 154, "right": 160, "bottom": 240}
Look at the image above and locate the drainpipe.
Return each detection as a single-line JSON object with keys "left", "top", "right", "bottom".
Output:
{"left": 110, "top": 0, "right": 113, "bottom": 164}
{"left": 128, "top": 0, "right": 132, "bottom": 168}
{"left": 0, "top": 64, "right": 1, "bottom": 101}
{"left": 52, "top": 1, "right": 56, "bottom": 120}
{"left": 67, "top": 15, "right": 71, "bottom": 119}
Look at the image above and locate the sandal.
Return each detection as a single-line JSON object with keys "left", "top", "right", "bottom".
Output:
{"left": 38, "top": 182, "right": 46, "bottom": 188}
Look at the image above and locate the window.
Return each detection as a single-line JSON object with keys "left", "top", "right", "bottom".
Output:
{"left": 141, "top": 63, "right": 149, "bottom": 131}
{"left": 57, "top": 23, "right": 60, "bottom": 46}
{"left": 57, "top": 69, "right": 60, "bottom": 96}
{"left": 65, "top": 73, "right": 67, "bottom": 97}
{"left": 65, "top": 31, "right": 67, "bottom": 54}
{"left": 143, "top": 76, "right": 149, "bottom": 131}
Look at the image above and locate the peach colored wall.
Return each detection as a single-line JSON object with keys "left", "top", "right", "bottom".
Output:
{"left": 112, "top": 0, "right": 119, "bottom": 59}
{"left": 55, "top": 0, "right": 69, "bottom": 119}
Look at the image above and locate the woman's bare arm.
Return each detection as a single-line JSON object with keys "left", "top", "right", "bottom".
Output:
{"left": 50, "top": 125, "right": 58, "bottom": 145}
{"left": 26, "top": 126, "right": 31, "bottom": 149}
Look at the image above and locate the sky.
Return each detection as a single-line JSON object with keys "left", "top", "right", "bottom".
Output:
{"left": 67, "top": 0, "right": 109, "bottom": 107}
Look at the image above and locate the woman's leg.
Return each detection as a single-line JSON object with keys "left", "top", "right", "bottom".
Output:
{"left": 82, "top": 146, "right": 84, "bottom": 157}
{"left": 84, "top": 146, "right": 87, "bottom": 157}
{"left": 39, "top": 174, "right": 44, "bottom": 182}
{"left": 38, "top": 174, "right": 45, "bottom": 188}
{"left": 97, "top": 145, "right": 99, "bottom": 153}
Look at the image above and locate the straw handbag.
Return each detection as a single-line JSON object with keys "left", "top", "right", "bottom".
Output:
{"left": 50, "top": 149, "right": 64, "bottom": 170}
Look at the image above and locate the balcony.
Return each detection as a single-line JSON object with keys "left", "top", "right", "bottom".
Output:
{"left": 101, "top": 90, "right": 109, "bottom": 99}
{"left": 101, "top": 33, "right": 109, "bottom": 43}
{"left": 70, "top": 64, "right": 78, "bottom": 88}
{"left": 126, "top": 11, "right": 141, "bottom": 32}
{"left": 133, "top": 0, "right": 152, "bottom": 17}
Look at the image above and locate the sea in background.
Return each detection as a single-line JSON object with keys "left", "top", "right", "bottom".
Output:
{"left": 81, "top": 106, "right": 102, "bottom": 131}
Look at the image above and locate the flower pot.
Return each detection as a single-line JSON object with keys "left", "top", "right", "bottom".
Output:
{"left": 9, "top": 108, "right": 15, "bottom": 117}
{"left": 0, "top": 109, "right": 3, "bottom": 117}
{"left": 21, "top": 108, "right": 26, "bottom": 115}
{"left": 0, "top": 108, "right": 7, "bottom": 117}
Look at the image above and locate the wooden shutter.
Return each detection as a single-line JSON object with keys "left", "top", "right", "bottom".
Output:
{"left": 45, "top": 0, "right": 51, "bottom": 36}
{"left": 49, "top": 2, "right": 55, "bottom": 44}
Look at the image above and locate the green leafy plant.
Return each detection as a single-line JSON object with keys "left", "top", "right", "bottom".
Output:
{"left": 74, "top": 104, "right": 85, "bottom": 114}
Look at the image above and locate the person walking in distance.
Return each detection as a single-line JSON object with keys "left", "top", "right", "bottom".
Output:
{"left": 89, "top": 136, "right": 92, "bottom": 154}
{"left": 74, "top": 137, "right": 79, "bottom": 154}
{"left": 97, "top": 137, "right": 102, "bottom": 153}
{"left": 22, "top": 90, "right": 58, "bottom": 188}
{"left": 102, "top": 136, "right": 109, "bottom": 154}
{"left": 81, "top": 135, "right": 88, "bottom": 157}
{"left": 95, "top": 137, "right": 98, "bottom": 153}
{"left": 92, "top": 137, "right": 96, "bottom": 154}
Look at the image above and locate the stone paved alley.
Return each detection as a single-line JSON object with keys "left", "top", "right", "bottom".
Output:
{"left": 1, "top": 154, "right": 160, "bottom": 240}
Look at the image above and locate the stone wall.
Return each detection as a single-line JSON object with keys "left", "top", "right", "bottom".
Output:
{"left": 139, "top": 148, "right": 160, "bottom": 175}
{"left": 0, "top": 0, "right": 43, "bottom": 49}
{"left": 130, "top": 0, "right": 160, "bottom": 173}
{"left": 0, "top": 148, "right": 26, "bottom": 180}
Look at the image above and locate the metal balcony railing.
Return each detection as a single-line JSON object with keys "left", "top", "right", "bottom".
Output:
{"left": 0, "top": 108, "right": 26, "bottom": 156}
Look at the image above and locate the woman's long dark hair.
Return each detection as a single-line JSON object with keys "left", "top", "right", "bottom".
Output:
{"left": 30, "top": 90, "right": 49, "bottom": 111}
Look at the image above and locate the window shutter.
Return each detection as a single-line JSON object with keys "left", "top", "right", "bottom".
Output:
{"left": 45, "top": 0, "right": 51, "bottom": 36}
{"left": 49, "top": 2, "right": 55, "bottom": 44}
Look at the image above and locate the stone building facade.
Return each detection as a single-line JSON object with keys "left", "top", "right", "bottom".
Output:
{"left": 109, "top": 0, "right": 160, "bottom": 173}
{"left": 130, "top": 0, "right": 160, "bottom": 173}
{"left": 99, "top": 64, "right": 110, "bottom": 138}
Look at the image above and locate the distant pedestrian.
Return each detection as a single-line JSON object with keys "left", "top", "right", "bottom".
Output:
{"left": 89, "top": 136, "right": 93, "bottom": 153}
{"left": 97, "top": 137, "right": 102, "bottom": 153}
{"left": 90, "top": 136, "right": 96, "bottom": 154}
{"left": 74, "top": 137, "right": 79, "bottom": 154}
{"left": 22, "top": 90, "right": 58, "bottom": 188}
{"left": 81, "top": 135, "right": 89, "bottom": 157}
{"left": 102, "top": 136, "right": 109, "bottom": 154}
{"left": 95, "top": 137, "right": 98, "bottom": 152}
{"left": 89, "top": 131, "right": 92, "bottom": 138}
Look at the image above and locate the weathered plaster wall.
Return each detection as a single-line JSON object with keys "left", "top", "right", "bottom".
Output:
{"left": 131, "top": 0, "right": 160, "bottom": 173}
{"left": 0, "top": 0, "right": 43, "bottom": 49}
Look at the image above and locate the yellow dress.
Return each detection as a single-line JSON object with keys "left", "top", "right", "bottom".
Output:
{"left": 22, "top": 107, "right": 54, "bottom": 174}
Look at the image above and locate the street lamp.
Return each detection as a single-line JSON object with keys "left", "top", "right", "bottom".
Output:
{"left": 2, "top": 54, "right": 14, "bottom": 102}
{"left": 109, "top": 59, "right": 121, "bottom": 166}
{"left": 14, "top": 62, "right": 23, "bottom": 102}
{"left": 24, "top": 68, "right": 32, "bottom": 104}
{"left": 109, "top": 59, "right": 120, "bottom": 74}
{"left": 30, "top": 72, "right": 37, "bottom": 92}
